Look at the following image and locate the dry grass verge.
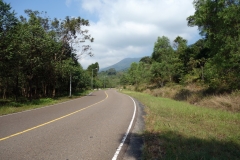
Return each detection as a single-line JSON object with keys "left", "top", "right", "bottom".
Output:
{"left": 122, "top": 90, "right": 240, "bottom": 159}
{"left": 199, "top": 94, "right": 240, "bottom": 112}
{"left": 126, "top": 83, "right": 240, "bottom": 113}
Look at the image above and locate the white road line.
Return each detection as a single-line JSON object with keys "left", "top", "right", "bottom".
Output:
{"left": 112, "top": 96, "right": 137, "bottom": 160}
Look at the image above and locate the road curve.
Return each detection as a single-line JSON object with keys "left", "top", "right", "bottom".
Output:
{"left": 0, "top": 89, "right": 136, "bottom": 160}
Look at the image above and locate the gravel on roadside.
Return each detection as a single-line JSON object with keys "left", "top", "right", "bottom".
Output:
{"left": 123, "top": 99, "right": 145, "bottom": 160}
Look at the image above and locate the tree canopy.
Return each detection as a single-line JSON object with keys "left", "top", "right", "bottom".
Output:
{"left": 0, "top": 0, "right": 94, "bottom": 100}
{"left": 120, "top": 0, "right": 240, "bottom": 92}
{"left": 188, "top": 0, "right": 240, "bottom": 90}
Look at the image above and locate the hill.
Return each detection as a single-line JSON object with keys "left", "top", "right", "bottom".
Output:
{"left": 100, "top": 57, "right": 141, "bottom": 72}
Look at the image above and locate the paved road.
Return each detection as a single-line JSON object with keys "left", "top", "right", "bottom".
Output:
{"left": 0, "top": 89, "right": 136, "bottom": 160}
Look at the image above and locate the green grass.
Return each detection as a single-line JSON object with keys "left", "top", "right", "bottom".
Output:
{"left": 0, "top": 90, "right": 91, "bottom": 116}
{"left": 122, "top": 90, "right": 240, "bottom": 160}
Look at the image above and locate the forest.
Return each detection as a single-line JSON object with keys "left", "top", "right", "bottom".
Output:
{"left": 0, "top": 0, "right": 99, "bottom": 100}
{"left": 1, "top": 0, "right": 240, "bottom": 102}
{"left": 121, "top": 0, "right": 240, "bottom": 95}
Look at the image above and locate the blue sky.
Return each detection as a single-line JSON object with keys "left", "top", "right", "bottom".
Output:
{"left": 7, "top": 0, "right": 97, "bottom": 22}
{"left": 5, "top": 0, "right": 201, "bottom": 69}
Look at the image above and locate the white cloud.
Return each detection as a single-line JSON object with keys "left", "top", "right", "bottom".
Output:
{"left": 76, "top": 0, "right": 200, "bottom": 69}
{"left": 65, "top": 0, "right": 72, "bottom": 7}
{"left": 81, "top": 0, "right": 103, "bottom": 13}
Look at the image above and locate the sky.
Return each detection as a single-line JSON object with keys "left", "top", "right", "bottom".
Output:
{"left": 6, "top": 0, "right": 201, "bottom": 69}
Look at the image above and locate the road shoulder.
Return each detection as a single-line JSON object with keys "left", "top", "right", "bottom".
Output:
{"left": 123, "top": 98, "right": 145, "bottom": 160}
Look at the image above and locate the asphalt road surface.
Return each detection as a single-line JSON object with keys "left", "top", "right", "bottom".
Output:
{"left": 0, "top": 89, "right": 136, "bottom": 160}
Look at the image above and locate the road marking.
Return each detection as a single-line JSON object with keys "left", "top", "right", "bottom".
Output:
{"left": 0, "top": 91, "right": 108, "bottom": 142}
{"left": 0, "top": 94, "right": 88, "bottom": 118}
{"left": 112, "top": 95, "right": 136, "bottom": 160}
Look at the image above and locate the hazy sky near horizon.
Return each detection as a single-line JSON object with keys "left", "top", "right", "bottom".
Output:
{"left": 6, "top": 0, "right": 201, "bottom": 69}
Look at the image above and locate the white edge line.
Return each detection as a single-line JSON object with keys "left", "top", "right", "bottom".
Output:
{"left": 0, "top": 92, "right": 94, "bottom": 118}
{"left": 112, "top": 96, "right": 136, "bottom": 160}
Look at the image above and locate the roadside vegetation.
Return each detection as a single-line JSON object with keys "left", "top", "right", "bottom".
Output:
{"left": 120, "top": 0, "right": 240, "bottom": 96}
{"left": 0, "top": 0, "right": 95, "bottom": 101}
{"left": 123, "top": 90, "right": 240, "bottom": 159}
{"left": 0, "top": 0, "right": 108, "bottom": 114}
{"left": 119, "top": 0, "right": 240, "bottom": 159}
{"left": 1, "top": 0, "right": 240, "bottom": 158}
{"left": 0, "top": 90, "right": 91, "bottom": 116}
{"left": 126, "top": 83, "right": 240, "bottom": 113}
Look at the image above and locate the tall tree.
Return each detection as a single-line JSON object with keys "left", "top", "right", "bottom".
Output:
{"left": 87, "top": 62, "right": 99, "bottom": 77}
{"left": 0, "top": 0, "right": 17, "bottom": 34}
{"left": 87, "top": 62, "right": 99, "bottom": 89}
{"left": 187, "top": 0, "right": 240, "bottom": 90}
{"left": 0, "top": 4, "right": 94, "bottom": 99}
{"left": 150, "top": 62, "right": 163, "bottom": 87}
{"left": 173, "top": 36, "right": 188, "bottom": 81}
{"left": 127, "top": 62, "right": 139, "bottom": 85}
{"left": 151, "top": 36, "right": 176, "bottom": 85}
{"left": 152, "top": 36, "right": 173, "bottom": 63}
{"left": 0, "top": 0, "right": 18, "bottom": 99}
{"left": 107, "top": 68, "right": 117, "bottom": 75}
{"left": 61, "top": 16, "right": 94, "bottom": 59}
{"left": 140, "top": 56, "right": 152, "bottom": 64}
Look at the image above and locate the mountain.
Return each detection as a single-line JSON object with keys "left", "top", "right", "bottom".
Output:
{"left": 100, "top": 57, "right": 142, "bottom": 72}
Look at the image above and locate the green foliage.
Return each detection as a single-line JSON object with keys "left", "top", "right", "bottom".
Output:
{"left": 120, "top": 74, "right": 129, "bottom": 85}
{"left": 106, "top": 68, "right": 117, "bottom": 75}
{"left": 0, "top": 90, "right": 91, "bottom": 115}
{"left": 140, "top": 56, "right": 152, "bottom": 64}
{"left": 120, "top": 1, "right": 239, "bottom": 92}
{"left": 119, "top": 61, "right": 151, "bottom": 87}
{"left": 87, "top": 62, "right": 99, "bottom": 83}
{"left": 86, "top": 62, "right": 100, "bottom": 89}
{"left": 0, "top": 0, "right": 18, "bottom": 33}
{"left": 152, "top": 36, "right": 173, "bottom": 63}
{"left": 0, "top": 3, "right": 93, "bottom": 100}
{"left": 150, "top": 36, "right": 181, "bottom": 86}
{"left": 188, "top": 0, "right": 240, "bottom": 90}
{"left": 173, "top": 36, "right": 188, "bottom": 77}
{"left": 150, "top": 62, "right": 163, "bottom": 86}
{"left": 127, "top": 62, "right": 139, "bottom": 85}
{"left": 123, "top": 90, "right": 240, "bottom": 160}
{"left": 97, "top": 70, "right": 123, "bottom": 88}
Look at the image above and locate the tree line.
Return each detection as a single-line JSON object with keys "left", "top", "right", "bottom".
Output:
{"left": 0, "top": 0, "right": 94, "bottom": 100}
{"left": 121, "top": 0, "right": 240, "bottom": 92}
{"left": 87, "top": 63, "right": 122, "bottom": 89}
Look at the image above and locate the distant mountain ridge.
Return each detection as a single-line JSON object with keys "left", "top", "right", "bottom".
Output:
{"left": 100, "top": 57, "right": 141, "bottom": 72}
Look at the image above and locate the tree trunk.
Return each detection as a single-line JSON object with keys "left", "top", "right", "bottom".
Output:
{"left": 3, "top": 88, "right": 6, "bottom": 99}
{"left": 15, "top": 75, "right": 19, "bottom": 101}
{"left": 201, "top": 66, "right": 204, "bottom": 81}
{"left": 28, "top": 79, "right": 32, "bottom": 101}
{"left": 52, "top": 86, "right": 56, "bottom": 98}
{"left": 44, "top": 84, "right": 47, "bottom": 97}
